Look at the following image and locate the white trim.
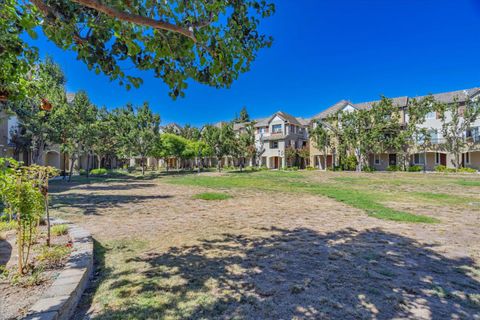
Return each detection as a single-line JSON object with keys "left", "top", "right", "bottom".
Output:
{"left": 465, "top": 152, "right": 471, "bottom": 164}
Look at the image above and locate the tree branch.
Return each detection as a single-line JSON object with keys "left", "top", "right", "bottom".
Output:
{"left": 69, "top": 0, "right": 197, "bottom": 42}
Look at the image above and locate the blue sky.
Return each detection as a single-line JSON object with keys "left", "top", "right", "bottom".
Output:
{"left": 30, "top": 0, "right": 480, "bottom": 126}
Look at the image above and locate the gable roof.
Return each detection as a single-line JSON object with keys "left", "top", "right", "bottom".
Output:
{"left": 353, "top": 96, "right": 409, "bottom": 110}
{"left": 312, "top": 100, "right": 352, "bottom": 120}
{"left": 253, "top": 111, "right": 304, "bottom": 127}
{"left": 415, "top": 88, "right": 480, "bottom": 104}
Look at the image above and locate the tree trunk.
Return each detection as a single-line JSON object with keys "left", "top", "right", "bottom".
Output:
{"left": 141, "top": 156, "right": 145, "bottom": 175}
{"left": 86, "top": 153, "right": 90, "bottom": 178}
{"left": 68, "top": 156, "right": 76, "bottom": 182}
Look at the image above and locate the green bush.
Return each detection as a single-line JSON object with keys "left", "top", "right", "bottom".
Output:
{"left": 0, "top": 220, "right": 16, "bottom": 232}
{"left": 36, "top": 245, "right": 71, "bottom": 268}
{"left": 127, "top": 166, "right": 136, "bottom": 173}
{"left": 306, "top": 166, "right": 316, "bottom": 171}
{"left": 458, "top": 167, "right": 477, "bottom": 173}
{"left": 90, "top": 168, "right": 108, "bottom": 176}
{"left": 408, "top": 165, "right": 423, "bottom": 172}
{"left": 363, "top": 166, "right": 376, "bottom": 172}
{"left": 284, "top": 166, "right": 299, "bottom": 171}
{"left": 259, "top": 165, "right": 268, "bottom": 171}
{"left": 79, "top": 169, "right": 87, "bottom": 176}
{"left": 387, "top": 165, "right": 400, "bottom": 172}
{"left": 435, "top": 165, "right": 447, "bottom": 172}
{"left": 51, "top": 224, "right": 68, "bottom": 236}
{"left": 342, "top": 155, "right": 358, "bottom": 171}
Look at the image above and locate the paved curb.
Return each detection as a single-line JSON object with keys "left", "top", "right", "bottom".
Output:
{"left": 25, "top": 220, "right": 93, "bottom": 320}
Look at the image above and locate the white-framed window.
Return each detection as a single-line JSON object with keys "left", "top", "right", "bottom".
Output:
{"left": 270, "top": 141, "right": 278, "bottom": 149}
{"left": 414, "top": 153, "right": 425, "bottom": 165}
{"left": 374, "top": 154, "right": 380, "bottom": 165}
{"left": 426, "top": 111, "right": 436, "bottom": 120}
{"left": 272, "top": 124, "right": 282, "bottom": 134}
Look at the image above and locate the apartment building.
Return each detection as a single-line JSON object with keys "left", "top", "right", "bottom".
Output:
{"left": 309, "top": 88, "right": 480, "bottom": 171}
{"left": 253, "top": 111, "right": 309, "bottom": 169}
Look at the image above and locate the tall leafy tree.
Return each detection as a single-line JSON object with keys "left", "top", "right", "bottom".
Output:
{"left": 161, "top": 133, "right": 188, "bottom": 170}
{"left": 91, "top": 106, "right": 121, "bottom": 169}
{"left": 392, "top": 96, "right": 433, "bottom": 170}
{"left": 3, "top": 1, "right": 274, "bottom": 99}
{"left": 202, "top": 123, "right": 235, "bottom": 171}
{"left": 180, "top": 124, "right": 201, "bottom": 141}
{"left": 116, "top": 103, "right": 160, "bottom": 175}
{"left": 235, "top": 106, "right": 250, "bottom": 123}
{"left": 51, "top": 91, "right": 97, "bottom": 181}
{"left": 7, "top": 59, "right": 67, "bottom": 165}
{"left": 311, "top": 120, "right": 332, "bottom": 170}
{"left": 434, "top": 97, "right": 480, "bottom": 169}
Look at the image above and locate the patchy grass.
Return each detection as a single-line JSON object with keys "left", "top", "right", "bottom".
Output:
{"left": 456, "top": 179, "right": 480, "bottom": 187}
{"left": 168, "top": 172, "right": 438, "bottom": 223}
{"left": 193, "top": 192, "right": 232, "bottom": 201}
{"left": 51, "top": 224, "right": 69, "bottom": 236}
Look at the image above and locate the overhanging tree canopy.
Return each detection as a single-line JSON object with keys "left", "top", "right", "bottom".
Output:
{"left": 3, "top": 0, "right": 274, "bottom": 98}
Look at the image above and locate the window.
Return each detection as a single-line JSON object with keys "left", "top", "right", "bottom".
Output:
{"left": 414, "top": 153, "right": 425, "bottom": 165}
{"left": 426, "top": 111, "right": 436, "bottom": 120}
{"left": 272, "top": 124, "right": 282, "bottom": 134}
{"left": 374, "top": 154, "right": 380, "bottom": 165}
{"left": 464, "top": 152, "right": 471, "bottom": 164}
{"left": 270, "top": 141, "right": 278, "bottom": 149}
{"left": 435, "top": 152, "right": 440, "bottom": 164}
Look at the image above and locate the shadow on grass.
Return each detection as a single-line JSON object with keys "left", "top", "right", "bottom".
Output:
{"left": 88, "top": 228, "right": 480, "bottom": 319}
{"left": 50, "top": 193, "right": 173, "bottom": 216}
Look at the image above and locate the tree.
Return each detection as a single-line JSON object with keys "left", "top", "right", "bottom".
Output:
{"left": 161, "top": 133, "right": 188, "bottom": 170}
{"left": 116, "top": 103, "right": 160, "bottom": 175}
{"left": 338, "top": 98, "right": 400, "bottom": 171}
{"left": 434, "top": 96, "right": 480, "bottom": 169}
{"left": 235, "top": 106, "right": 250, "bottom": 123}
{"left": 180, "top": 124, "right": 201, "bottom": 141}
{"left": 7, "top": 59, "right": 67, "bottom": 165}
{"left": 392, "top": 96, "right": 433, "bottom": 170}
{"left": 236, "top": 123, "right": 256, "bottom": 169}
{"left": 202, "top": 123, "right": 235, "bottom": 171}
{"left": 298, "top": 146, "right": 310, "bottom": 168}
{"left": 284, "top": 146, "right": 297, "bottom": 167}
{"left": 311, "top": 120, "right": 332, "bottom": 170}
{"left": 91, "top": 107, "right": 121, "bottom": 169}
{"left": 0, "top": 0, "right": 39, "bottom": 101}
{"left": 4, "top": 1, "right": 274, "bottom": 99}
{"left": 51, "top": 91, "right": 97, "bottom": 181}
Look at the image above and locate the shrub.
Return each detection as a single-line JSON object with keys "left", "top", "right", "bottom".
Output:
{"left": 408, "top": 165, "right": 423, "bottom": 172}
{"left": 387, "top": 165, "right": 400, "bottom": 172}
{"left": 127, "top": 166, "right": 136, "bottom": 173}
{"left": 36, "top": 244, "right": 71, "bottom": 268}
{"left": 306, "top": 166, "right": 316, "bottom": 171}
{"left": 435, "top": 165, "right": 447, "bottom": 172}
{"left": 79, "top": 169, "right": 87, "bottom": 176}
{"left": 51, "top": 224, "right": 68, "bottom": 236}
{"left": 284, "top": 166, "right": 299, "bottom": 171}
{"left": 90, "top": 168, "right": 108, "bottom": 176}
{"left": 363, "top": 166, "right": 376, "bottom": 172}
{"left": 0, "top": 220, "right": 16, "bottom": 232}
{"left": 259, "top": 165, "right": 268, "bottom": 171}
{"left": 342, "top": 155, "right": 357, "bottom": 171}
{"left": 458, "top": 167, "right": 477, "bottom": 173}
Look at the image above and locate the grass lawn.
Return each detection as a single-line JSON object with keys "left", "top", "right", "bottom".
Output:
{"left": 47, "top": 170, "right": 480, "bottom": 319}
{"left": 193, "top": 192, "right": 233, "bottom": 201}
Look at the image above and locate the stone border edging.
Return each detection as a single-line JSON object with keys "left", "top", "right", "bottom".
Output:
{"left": 25, "top": 219, "right": 93, "bottom": 320}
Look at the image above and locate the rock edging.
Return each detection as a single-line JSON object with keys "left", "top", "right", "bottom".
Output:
{"left": 25, "top": 220, "right": 93, "bottom": 320}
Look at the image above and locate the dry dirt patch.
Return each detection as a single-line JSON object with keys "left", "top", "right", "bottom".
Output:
{"left": 48, "top": 173, "right": 480, "bottom": 319}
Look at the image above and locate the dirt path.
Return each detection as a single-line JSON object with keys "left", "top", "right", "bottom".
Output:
{"left": 49, "top": 174, "right": 480, "bottom": 319}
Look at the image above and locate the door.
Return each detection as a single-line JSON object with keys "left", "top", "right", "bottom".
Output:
{"left": 326, "top": 155, "right": 333, "bottom": 168}
{"left": 389, "top": 154, "right": 397, "bottom": 166}
{"left": 440, "top": 153, "right": 447, "bottom": 166}
{"left": 273, "top": 157, "right": 280, "bottom": 169}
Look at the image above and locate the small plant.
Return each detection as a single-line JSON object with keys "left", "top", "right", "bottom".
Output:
{"left": 0, "top": 220, "right": 16, "bottom": 232}
{"left": 342, "top": 155, "right": 358, "bottom": 171}
{"left": 306, "top": 166, "right": 316, "bottom": 171}
{"left": 193, "top": 192, "right": 232, "bottom": 201}
{"left": 408, "top": 165, "right": 423, "bottom": 172}
{"left": 435, "top": 165, "right": 447, "bottom": 172}
{"left": 51, "top": 224, "right": 68, "bottom": 236}
{"left": 36, "top": 244, "right": 71, "bottom": 269}
{"left": 363, "top": 166, "right": 376, "bottom": 172}
{"left": 387, "top": 165, "right": 400, "bottom": 172}
{"left": 127, "top": 166, "right": 136, "bottom": 173}
{"left": 79, "top": 169, "right": 87, "bottom": 176}
{"left": 458, "top": 167, "right": 477, "bottom": 173}
{"left": 90, "top": 168, "right": 108, "bottom": 176}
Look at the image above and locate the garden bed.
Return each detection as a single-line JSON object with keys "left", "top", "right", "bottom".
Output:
{"left": 0, "top": 223, "right": 72, "bottom": 320}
